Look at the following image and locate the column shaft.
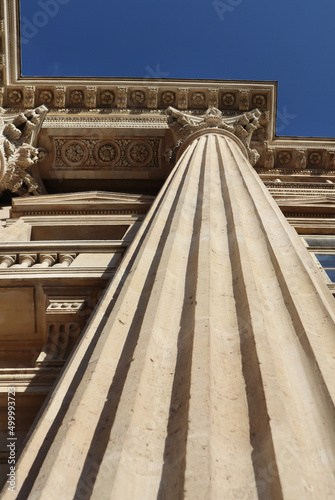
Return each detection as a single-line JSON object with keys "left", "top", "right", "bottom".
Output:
{"left": 6, "top": 132, "right": 335, "bottom": 500}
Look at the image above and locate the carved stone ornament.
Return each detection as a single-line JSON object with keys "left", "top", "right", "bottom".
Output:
{"left": 309, "top": 152, "right": 322, "bottom": 165}
{"left": 39, "top": 90, "right": 53, "bottom": 104}
{"left": 70, "top": 90, "right": 84, "bottom": 104}
{"left": 8, "top": 89, "right": 23, "bottom": 104}
{"left": 265, "top": 147, "right": 275, "bottom": 169}
{"left": 296, "top": 149, "right": 307, "bottom": 169}
{"left": 222, "top": 92, "right": 236, "bottom": 106}
{"left": 166, "top": 106, "right": 262, "bottom": 166}
{"left": 252, "top": 94, "right": 266, "bottom": 107}
{"left": 278, "top": 151, "right": 291, "bottom": 164}
{"left": 0, "top": 106, "right": 48, "bottom": 196}
{"left": 161, "top": 91, "right": 175, "bottom": 105}
{"left": 191, "top": 92, "right": 205, "bottom": 105}
{"left": 130, "top": 90, "right": 145, "bottom": 104}
{"left": 126, "top": 140, "right": 153, "bottom": 166}
{"left": 100, "top": 90, "right": 115, "bottom": 105}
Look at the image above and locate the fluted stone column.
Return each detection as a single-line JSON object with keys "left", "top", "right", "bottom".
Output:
{"left": 5, "top": 110, "right": 335, "bottom": 500}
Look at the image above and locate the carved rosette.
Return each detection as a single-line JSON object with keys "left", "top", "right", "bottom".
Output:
{"left": 126, "top": 140, "right": 153, "bottom": 167}
{"left": 61, "top": 140, "right": 89, "bottom": 167}
{"left": 39, "top": 90, "right": 54, "bottom": 104}
{"left": 55, "top": 138, "right": 160, "bottom": 169}
{"left": 0, "top": 106, "right": 48, "bottom": 195}
{"left": 161, "top": 91, "right": 175, "bottom": 106}
{"left": 166, "top": 106, "right": 262, "bottom": 166}
{"left": 100, "top": 90, "right": 115, "bottom": 106}
{"left": 94, "top": 141, "right": 120, "bottom": 166}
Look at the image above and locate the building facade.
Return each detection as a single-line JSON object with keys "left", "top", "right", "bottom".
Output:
{"left": 1, "top": 1, "right": 335, "bottom": 498}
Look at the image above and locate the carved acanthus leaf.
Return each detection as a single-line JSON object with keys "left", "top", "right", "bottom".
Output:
{"left": 0, "top": 106, "right": 48, "bottom": 196}
{"left": 166, "top": 106, "right": 262, "bottom": 165}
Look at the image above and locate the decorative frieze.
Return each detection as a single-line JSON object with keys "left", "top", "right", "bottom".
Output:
{"left": 0, "top": 84, "right": 274, "bottom": 116}
{"left": 54, "top": 137, "right": 160, "bottom": 169}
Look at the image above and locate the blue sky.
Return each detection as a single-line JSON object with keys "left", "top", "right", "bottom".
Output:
{"left": 20, "top": 0, "right": 335, "bottom": 138}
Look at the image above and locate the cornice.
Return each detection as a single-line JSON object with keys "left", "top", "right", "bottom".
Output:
{"left": 1, "top": 0, "right": 335, "bottom": 177}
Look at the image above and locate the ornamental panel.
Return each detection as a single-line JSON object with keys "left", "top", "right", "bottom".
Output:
{"left": 54, "top": 138, "right": 160, "bottom": 169}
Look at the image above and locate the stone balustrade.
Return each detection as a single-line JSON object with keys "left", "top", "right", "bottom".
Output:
{"left": 0, "top": 253, "right": 76, "bottom": 269}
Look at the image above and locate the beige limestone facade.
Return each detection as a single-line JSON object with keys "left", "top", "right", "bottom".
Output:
{"left": 1, "top": 1, "right": 335, "bottom": 498}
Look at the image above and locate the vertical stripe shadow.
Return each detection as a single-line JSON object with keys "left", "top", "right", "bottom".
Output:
{"left": 157, "top": 137, "right": 207, "bottom": 500}
{"left": 15, "top": 157, "right": 184, "bottom": 500}
{"left": 72, "top": 152, "right": 196, "bottom": 500}
{"left": 216, "top": 136, "right": 284, "bottom": 500}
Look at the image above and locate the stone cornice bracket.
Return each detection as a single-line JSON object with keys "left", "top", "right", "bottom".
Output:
{"left": 166, "top": 106, "right": 262, "bottom": 166}
{"left": 0, "top": 105, "right": 48, "bottom": 196}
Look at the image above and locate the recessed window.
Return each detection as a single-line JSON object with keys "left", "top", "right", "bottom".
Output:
{"left": 314, "top": 254, "right": 335, "bottom": 282}
{"left": 303, "top": 236, "right": 335, "bottom": 284}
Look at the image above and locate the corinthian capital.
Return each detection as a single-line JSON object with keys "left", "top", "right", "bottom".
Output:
{"left": 0, "top": 106, "right": 48, "bottom": 196}
{"left": 166, "top": 106, "right": 262, "bottom": 165}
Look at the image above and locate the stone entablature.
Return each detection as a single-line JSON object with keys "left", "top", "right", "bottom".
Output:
{"left": 2, "top": 85, "right": 273, "bottom": 114}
